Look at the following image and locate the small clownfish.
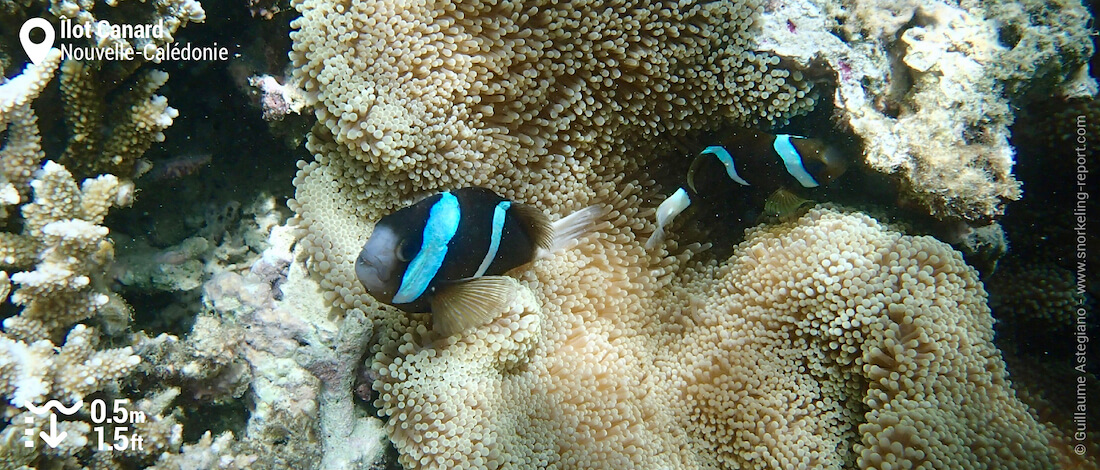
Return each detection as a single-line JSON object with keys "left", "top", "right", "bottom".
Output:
{"left": 643, "top": 130, "right": 847, "bottom": 251}
{"left": 686, "top": 130, "right": 847, "bottom": 195}
{"left": 356, "top": 187, "right": 605, "bottom": 336}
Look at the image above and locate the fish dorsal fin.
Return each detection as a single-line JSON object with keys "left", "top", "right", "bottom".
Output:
{"left": 510, "top": 203, "right": 554, "bottom": 252}
{"left": 545, "top": 204, "right": 606, "bottom": 256}
{"left": 431, "top": 276, "right": 518, "bottom": 336}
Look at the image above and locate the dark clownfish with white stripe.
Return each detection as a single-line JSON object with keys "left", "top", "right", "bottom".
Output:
{"left": 686, "top": 129, "right": 847, "bottom": 196}
{"left": 356, "top": 187, "right": 604, "bottom": 336}
{"left": 644, "top": 129, "right": 847, "bottom": 250}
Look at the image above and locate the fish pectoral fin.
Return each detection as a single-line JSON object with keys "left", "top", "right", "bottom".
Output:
{"left": 431, "top": 276, "right": 518, "bottom": 337}
{"left": 763, "top": 187, "right": 813, "bottom": 218}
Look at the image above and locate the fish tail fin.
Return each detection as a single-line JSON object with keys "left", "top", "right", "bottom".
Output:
{"left": 644, "top": 225, "right": 667, "bottom": 250}
{"left": 539, "top": 204, "right": 607, "bottom": 258}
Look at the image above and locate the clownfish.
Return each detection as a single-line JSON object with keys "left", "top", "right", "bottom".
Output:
{"left": 686, "top": 130, "right": 846, "bottom": 195}
{"left": 645, "top": 130, "right": 847, "bottom": 251}
{"left": 356, "top": 187, "right": 604, "bottom": 336}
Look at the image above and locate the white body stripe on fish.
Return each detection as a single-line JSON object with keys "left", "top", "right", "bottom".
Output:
{"left": 645, "top": 187, "right": 692, "bottom": 250}
{"left": 773, "top": 134, "right": 820, "bottom": 188}
{"left": 473, "top": 201, "right": 511, "bottom": 278}
{"left": 393, "top": 192, "right": 461, "bottom": 303}
{"left": 656, "top": 187, "right": 691, "bottom": 226}
{"left": 701, "top": 145, "right": 751, "bottom": 186}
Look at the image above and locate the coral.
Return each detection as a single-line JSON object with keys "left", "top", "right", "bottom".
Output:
{"left": 112, "top": 194, "right": 287, "bottom": 294}
{"left": 1, "top": 161, "right": 133, "bottom": 340}
{"left": 1, "top": 409, "right": 92, "bottom": 465}
{"left": 47, "top": 325, "right": 140, "bottom": 402}
{"left": 367, "top": 207, "right": 1061, "bottom": 468}
{"left": 0, "top": 49, "right": 61, "bottom": 202}
{"left": 49, "top": 0, "right": 206, "bottom": 57}
{"left": 977, "top": 0, "right": 1097, "bottom": 98}
{"left": 215, "top": 230, "right": 365, "bottom": 468}
{"left": 0, "top": 271, "right": 9, "bottom": 303}
{"left": 753, "top": 0, "right": 1093, "bottom": 222}
{"left": 135, "top": 314, "right": 253, "bottom": 402}
{"left": 0, "top": 334, "right": 53, "bottom": 406}
{"left": 0, "top": 324, "right": 140, "bottom": 406}
{"left": 115, "top": 236, "right": 210, "bottom": 292}
{"left": 120, "top": 388, "right": 186, "bottom": 463}
{"left": 0, "top": 0, "right": 204, "bottom": 182}
{"left": 0, "top": 161, "right": 140, "bottom": 467}
{"left": 58, "top": 60, "right": 180, "bottom": 179}
{"left": 249, "top": 75, "right": 308, "bottom": 121}
{"left": 149, "top": 431, "right": 257, "bottom": 470}
{"left": 0, "top": 49, "right": 60, "bottom": 118}
{"left": 125, "top": 234, "right": 335, "bottom": 468}
{"left": 126, "top": 227, "right": 362, "bottom": 468}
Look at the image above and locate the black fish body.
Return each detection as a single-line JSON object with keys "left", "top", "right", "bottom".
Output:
{"left": 687, "top": 129, "right": 846, "bottom": 197}
{"left": 644, "top": 129, "right": 848, "bottom": 250}
{"left": 356, "top": 187, "right": 602, "bottom": 335}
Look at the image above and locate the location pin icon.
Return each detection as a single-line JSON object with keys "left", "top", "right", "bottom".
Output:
{"left": 20, "top": 18, "right": 55, "bottom": 65}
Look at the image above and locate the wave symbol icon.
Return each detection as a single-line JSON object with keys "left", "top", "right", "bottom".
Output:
{"left": 25, "top": 400, "right": 83, "bottom": 415}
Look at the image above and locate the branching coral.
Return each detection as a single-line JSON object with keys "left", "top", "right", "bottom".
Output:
{"left": 0, "top": 167, "right": 138, "bottom": 405}
{"left": 149, "top": 431, "right": 258, "bottom": 470}
{"left": 1, "top": 48, "right": 61, "bottom": 205}
{"left": 1, "top": 161, "right": 133, "bottom": 340}
{"left": 0, "top": 161, "right": 142, "bottom": 465}
{"left": 0, "top": 324, "right": 140, "bottom": 406}
{"left": 58, "top": 60, "right": 180, "bottom": 179}
{"left": 1, "top": 0, "right": 204, "bottom": 181}
{"left": 50, "top": 0, "right": 206, "bottom": 42}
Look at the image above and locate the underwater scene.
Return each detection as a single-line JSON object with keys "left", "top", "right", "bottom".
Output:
{"left": 0, "top": 0, "right": 1097, "bottom": 468}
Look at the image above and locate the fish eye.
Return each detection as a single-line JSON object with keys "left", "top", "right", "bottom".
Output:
{"left": 396, "top": 239, "right": 418, "bottom": 262}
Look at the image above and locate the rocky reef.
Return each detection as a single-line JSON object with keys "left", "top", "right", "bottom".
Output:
{"left": 0, "top": 0, "right": 1096, "bottom": 468}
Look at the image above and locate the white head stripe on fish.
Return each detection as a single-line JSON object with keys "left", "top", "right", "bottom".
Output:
{"left": 393, "top": 192, "right": 461, "bottom": 303}
{"left": 773, "top": 134, "right": 820, "bottom": 188}
{"left": 701, "top": 145, "right": 750, "bottom": 186}
{"left": 473, "top": 201, "right": 511, "bottom": 278}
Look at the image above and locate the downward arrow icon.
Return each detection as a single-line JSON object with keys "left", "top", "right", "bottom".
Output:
{"left": 39, "top": 413, "right": 67, "bottom": 448}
